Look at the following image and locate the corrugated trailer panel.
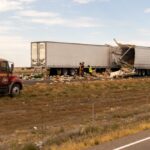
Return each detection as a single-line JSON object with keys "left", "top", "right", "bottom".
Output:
{"left": 46, "top": 42, "right": 110, "bottom": 68}
{"left": 134, "top": 46, "right": 150, "bottom": 69}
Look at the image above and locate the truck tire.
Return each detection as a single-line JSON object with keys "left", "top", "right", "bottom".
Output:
{"left": 147, "top": 70, "right": 150, "bottom": 76}
{"left": 142, "top": 70, "right": 146, "bottom": 76}
{"left": 57, "top": 69, "right": 62, "bottom": 75}
{"left": 62, "top": 69, "right": 68, "bottom": 76}
{"left": 10, "top": 84, "right": 20, "bottom": 97}
{"left": 70, "top": 69, "right": 76, "bottom": 76}
{"left": 138, "top": 70, "right": 142, "bottom": 76}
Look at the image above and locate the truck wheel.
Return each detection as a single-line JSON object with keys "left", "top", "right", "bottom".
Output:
{"left": 147, "top": 70, "right": 150, "bottom": 76}
{"left": 57, "top": 69, "right": 62, "bottom": 75}
{"left": 138, "top": 70, "right": 142, "bottom": 76}
{"left": 10, "top": 84, "right": 20, "bottom": 97}
{"left": 142, "top": 70, "right": 146, "bottom": 76}
{"left": 70, "top": 69, "right": 76, "bottom": 76}
{"left": 62, "top": 69, "right": 68, "bottom": 76}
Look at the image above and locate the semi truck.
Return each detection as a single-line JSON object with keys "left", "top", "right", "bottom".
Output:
{"left": 0, "top": 58, "right": 23, "bottom": 96}
{"left": 31, "top": 41, "right": 119, "bottom": 75}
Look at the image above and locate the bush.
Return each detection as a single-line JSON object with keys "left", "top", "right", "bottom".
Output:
{"left": 22, "top": 143, "right": 39, "bottom": 150}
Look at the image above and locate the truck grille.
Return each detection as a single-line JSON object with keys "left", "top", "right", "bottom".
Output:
{"left": 0, "top": 77, "right": 2, "bottom": 84}
{"left": 0, "top": 77, "right": 9, "bottom": 94}
{"left": 0, "top": 85, "right": 9, "bottom": 94}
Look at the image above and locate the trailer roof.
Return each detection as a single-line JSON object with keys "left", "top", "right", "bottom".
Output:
{"left": 31, "top": 41, "right": 109, "bottom": 47}
{"left": 135, "top": 45, "right": 150, "bottom": 49}
{"left": 114, "top": 40, "right": 150, "bottom": 49}
{"left": 119, "top": 44, "right": 150, "bottom": 49}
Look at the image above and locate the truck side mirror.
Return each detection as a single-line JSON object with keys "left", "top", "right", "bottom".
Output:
{"left": 10, "top": 63, "right": 14, "bottom": 73}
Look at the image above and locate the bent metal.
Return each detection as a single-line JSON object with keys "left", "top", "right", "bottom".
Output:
{"left": 0, "top": 58, "right": 23, "bottom": 97}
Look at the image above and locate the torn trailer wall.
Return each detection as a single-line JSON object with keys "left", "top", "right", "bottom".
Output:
{"left": 112, "top": 44, "right": 135, "bottom": 67}
{"left": 115, "top": 43, "right": 150, "bottom": 76}
{"left": 120, "top": 46, "right": 135, "bottom": 66}
{"left": 110, "top": 46, "right": 124, "bottom": 66}
{"left": 117, "top": 44, "right": 150, "bottom": 69}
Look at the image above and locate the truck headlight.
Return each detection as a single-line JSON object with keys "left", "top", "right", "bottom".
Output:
{"left": 1, "top": 77, "right": 9, "bottom": 84}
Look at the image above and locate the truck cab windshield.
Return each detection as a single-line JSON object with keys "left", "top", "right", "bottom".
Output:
{"left": 0, "top": 61, "right": 9, "bottom": 72}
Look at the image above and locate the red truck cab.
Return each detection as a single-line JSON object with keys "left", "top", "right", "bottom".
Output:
{"left": 0, "top": 59, "right": 23, "bottom": 96}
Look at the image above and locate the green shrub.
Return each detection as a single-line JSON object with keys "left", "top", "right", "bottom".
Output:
{"left": 22, "top": 143, "right": 39, "bottom": 150}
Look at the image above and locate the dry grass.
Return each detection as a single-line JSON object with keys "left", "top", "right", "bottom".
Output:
{"left": 0, "top": 78, "right": 150, "bottom": 149}
{"left": 20, "top": 78, "right": 150, "bottom": 104}
{"left": 50, "top": 122, "right": 150, "bottom": 150}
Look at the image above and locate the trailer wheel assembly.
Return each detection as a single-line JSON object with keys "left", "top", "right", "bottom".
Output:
{"left": 141, "top": 70, "right": 146, "bottom": 76}
{"left": 70, "top": 69, "right": 76, "bottom": 76}
{"left": 147, "top": 70, "right": 150, "bottom": 76}
{"left": 62, "top": 69, "right": 68, "bottom": 76}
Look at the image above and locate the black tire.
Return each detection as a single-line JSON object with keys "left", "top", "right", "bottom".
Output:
{"left": 142, "top": 70, "right": 146, "bottom": 76}
{"left": 10, "top": 84, "right": 20, "bottom": 97}
{"left": 57, "top": 69, "right": 62, "bottom": 75}
{"left": 147, "top": 70, "right": 150, "bottom": 76}
{"left": 62, "top": 69, "right": 68, "bottom": 76}
{"left": 138, "top": 70, "right": 142, "bottom": 76}
{"left": 70, "top": 69, "right": 76, "bottom": 76}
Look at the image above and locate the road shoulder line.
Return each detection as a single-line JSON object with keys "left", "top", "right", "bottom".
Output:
{"left": 113, "top": 137, "right": 150, "bottom": 150}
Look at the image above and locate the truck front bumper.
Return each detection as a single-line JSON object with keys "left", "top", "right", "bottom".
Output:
{"left": 0, "top": 85, "right": 9, "bottom": 94}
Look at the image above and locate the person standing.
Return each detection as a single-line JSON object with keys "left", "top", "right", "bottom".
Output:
{"left": 79, "top": 62, "right": 82, "bottom": 76}
{"left": 81, "top": 62, "right": 85, "bottom": 77}
{"left": 88, "top": 65, "right": 93, "bottom": 75}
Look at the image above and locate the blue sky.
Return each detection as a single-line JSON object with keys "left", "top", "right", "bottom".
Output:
{"left": 0, "top": 0, "right": 150, "bottom": 66}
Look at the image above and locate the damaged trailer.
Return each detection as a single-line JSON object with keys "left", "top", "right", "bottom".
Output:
{"left": 31, "top": 41, "right": 120, "bottom": 75}
{"left": 116, "top": 42, "right": 150, "bottom": 76}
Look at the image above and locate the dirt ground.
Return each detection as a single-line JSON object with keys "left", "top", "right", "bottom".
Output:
{"left": 0, "top": 78, "right": 150, "bottom": 149}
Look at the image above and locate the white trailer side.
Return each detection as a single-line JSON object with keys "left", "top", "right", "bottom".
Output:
{"left": 134, "top": 46, "right": 150, "bottom": 69}
{"left": 46, "top": 42, "right": 111, "bottom": 68}
{"left": 31, "top": 41, "right": 116, "bottom": 68}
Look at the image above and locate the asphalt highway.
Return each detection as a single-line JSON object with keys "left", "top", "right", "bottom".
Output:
{"left": 22, "top": 79, "right": 50, "bottom": 85}
{"left": 87, "top": 130, "right": 150, "bottom": 150}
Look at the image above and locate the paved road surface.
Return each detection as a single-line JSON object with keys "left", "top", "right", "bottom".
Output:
{"left": 23, "top": 79, "right": 50, "bottom": 85}
{"left": 87, "top": 130, "right": 150, "bottom": 150}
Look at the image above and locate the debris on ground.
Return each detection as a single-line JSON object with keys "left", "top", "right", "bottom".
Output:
{"left": 14, "top": 69, "right": 136, "bottom": 83}
{"left": 109, "top": 67, "right": 136, "bottom": 79}
{"left": 14, "top": 62, "right": 136, "bottom": 83}
{"left": 110, "top": 70, "right": 124, "bottom": 78}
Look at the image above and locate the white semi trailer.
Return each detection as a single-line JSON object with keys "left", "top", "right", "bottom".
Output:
{"left": 31, "top": 41, "right": 119, "bottom": 75}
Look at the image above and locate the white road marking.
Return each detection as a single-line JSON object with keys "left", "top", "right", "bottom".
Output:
{"left": 113, "top": 137, "right": 150, "bottom": 150}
